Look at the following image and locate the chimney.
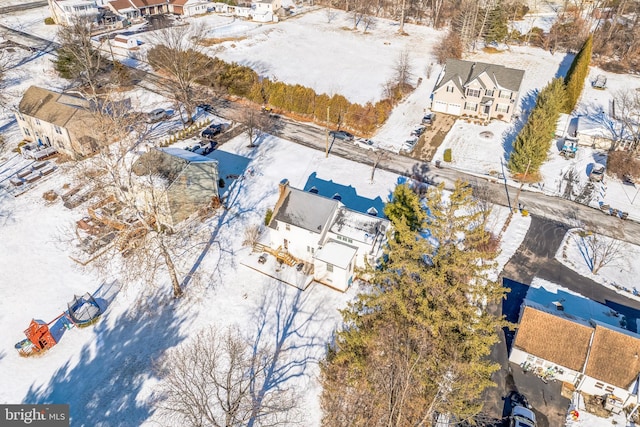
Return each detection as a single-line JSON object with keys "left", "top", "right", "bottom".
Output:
{"left": 279, "top": 178, "right": 289, "bottom": 199}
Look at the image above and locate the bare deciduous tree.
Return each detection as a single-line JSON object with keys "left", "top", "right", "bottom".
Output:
{"left": 67, "top": 94, "right": 212, "bottom": 298}
{"left": 612, "top": 89, "right": 640, "bottom": 152}
{"left": 55, "top": 17, "right": 110, "bottom": 95}
{"left": 393, "top": 50, "right": 413, "bottom": 93}
{"left": 243, "top": 108, "right": 278, "bottom": 147}
{"left": 146, "top": 24, "right": 216, "bottom": 126}
{"left": 154, "top": 325, "right": 299, "bottom": 427}
{"left": 574, "top": 229, "right": 623, "bottom": 274}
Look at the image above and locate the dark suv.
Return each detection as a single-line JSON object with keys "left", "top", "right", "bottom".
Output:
{"left": 329, "top": 130, "right": 354, "bottom": 141}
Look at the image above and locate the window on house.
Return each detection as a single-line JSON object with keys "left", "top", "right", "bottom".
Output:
{"left": 495, "top": 104, "right": 510, "bottom": 113}
{"left": 54, "top": 125, "right": 62, "bottom": 134}
{"left": 35, "top": 118, "right": 41, "bottom": 125}
{"left": 337, "top": 235, "right": 353, "bottom": 244}
{"left": 594, "top": 382, "right": 604, "bottom": 389}
{"left": 499, "top": 90, "right": 512, "bottom": 99}
{"left": 446, "top": 86, "right": 454, "bottom": 93}
{"left": 285, "top": 224, "right": 290, "bottom": 231}
{"left": 17, "top": 113, "right": 24, "bottom": 121}
{"left": 23, "top": 128, "right": 31, "bottom": 136}
{"left": 44, "top": 136, "right": 51, "bottom": 145}
{"left": 466, "top": 88, "right": 481, "bottom": 97}
{"left": 326, "top": 263, "right": 334, "bottom": 272}
{"left": 605, "top": 386, "right": 615, "bottom": 393}
{"left": 485, "top": 89, "right": 494, "bottom": 97}
{"left": 464, "top": 102, "right": 478, "bottom": 111}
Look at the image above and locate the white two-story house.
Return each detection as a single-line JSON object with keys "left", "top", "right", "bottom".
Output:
{"left": 431, "top": 59, "right": 525, "bottom": 122}
{"left": 48, "top": 0, "right": 100, "bottom": 25}
{"left": 266, "top": 179, "right": 388, "bottom": 291}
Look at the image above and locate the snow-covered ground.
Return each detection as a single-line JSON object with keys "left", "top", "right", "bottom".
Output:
{"left": 2, "top": 4, "right": 640, "bottom": 426}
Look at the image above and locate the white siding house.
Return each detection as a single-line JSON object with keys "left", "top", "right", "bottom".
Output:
{"left": 266, "top": 180, "right": 388, "bottom": 292}
{"left": 48, "top": 0, "right": 100, "bottom": 25}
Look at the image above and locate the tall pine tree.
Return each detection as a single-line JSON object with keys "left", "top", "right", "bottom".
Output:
{"left": 508, "top": 77, "right": 566, "bottom": 176}
{"left": 563, "top": 34, "right": 593, "bottom": 113}
{"left": 320, "top": 182, "right": 506, "bottom": 426}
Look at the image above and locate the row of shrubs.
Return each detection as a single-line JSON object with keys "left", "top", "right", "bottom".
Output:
{"left": 149, "top": 50, "right": 399, "bottom": 135}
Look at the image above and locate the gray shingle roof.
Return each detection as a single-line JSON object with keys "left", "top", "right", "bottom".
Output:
{"left": 272, "top": 188, "right": 339, "bottom": 233}
{"left": 435, "top": 59, "right": 525, "bottom": 93}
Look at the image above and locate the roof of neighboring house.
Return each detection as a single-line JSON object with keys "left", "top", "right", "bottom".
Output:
{"left": 271, "top": 187, "right": 340, "bottom": 234}
{"left": 132, "top": 147, "right": 217, "bottom": 184}
{"left": 108, "top": 0, "right": 134, "bottom": 11}
{"left": 315, "top": 240, "right": 357, "bottom": 269}
{"left": 130, "top": 0, "right": 168, "bottom": 7}
{"left": 585, "top": 323, "right": 640, "bottom": 389}
{"left": 19, "top": 86, "right": 90, "bottom": 127}
{"left": 513, "top": 306, "right": 592, "bottom": 372}
{"left": 434, "top": 59, "right": 525, "bottom": 93}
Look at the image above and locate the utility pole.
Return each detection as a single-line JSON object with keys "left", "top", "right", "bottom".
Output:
{"left": 325, "top": 106, "right": 330, "bottom": 158}
{"left": 512, "top": 158, "right": 532, "bottom": 213}
{"left": 500, "top": 158, "right": 512, "bottom": 211}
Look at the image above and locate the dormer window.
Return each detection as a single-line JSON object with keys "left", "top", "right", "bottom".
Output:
{"left": 485, "top": 89, "right": 494, "bottom": 97}
{"left": 446, "top": 86, "right": 454, "bottom": 93}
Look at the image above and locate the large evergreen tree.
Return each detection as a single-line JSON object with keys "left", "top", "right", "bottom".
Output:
{"left": 563, "top": 34, "right": 593, "bottom": 113}
{"left": 508, "top": 77, "right": 566, "bottom": 176}
{"left": 321, "top": 182, "right": 506, "bottom": 426}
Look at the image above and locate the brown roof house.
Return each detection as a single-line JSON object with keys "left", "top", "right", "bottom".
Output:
{"left": 510, "top": 298, "right": 640, "bottom": 414}
{"left": 15, "top": 86, "right": 101, "bottom": 159}
{"left": 262, "top": 179, "right": 388, "bottom": 292}
{"left": 131, "top": 147, "right": 219, "bottom": 228}
{"left": 430, "top": 59, "right": 524, "bottom": 122}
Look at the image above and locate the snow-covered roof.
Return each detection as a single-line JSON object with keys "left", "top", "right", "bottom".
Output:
{"left": 330, "top": 207, "right": 388, "bottom": 244}
{"left": 159, "top": 147, "right": 218, "bottom": 163}
{"left": 314, "top": 240, "right": 357, "bottom": 269}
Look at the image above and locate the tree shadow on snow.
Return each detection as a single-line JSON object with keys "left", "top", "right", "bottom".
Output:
{"left": 246, "top": 282, "right": 330, "bottom": 426}
{"left": 22, "top": 291, "right": 190, "bottom": 427}
{"left": 502, "top": 89, "right": 538, "bottom": 162}
{"left": 554, "top": 52, "right": 576, "bottom": 80}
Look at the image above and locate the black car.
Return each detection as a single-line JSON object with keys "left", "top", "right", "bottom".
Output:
{"left": 329, "top": 130, "right": 354, "bottom": 141}
{"left": 201, "top": 141, "right": 218, "bottom": 155}
{"left": 198, "top": 104, "right": 214, "bottom": 113}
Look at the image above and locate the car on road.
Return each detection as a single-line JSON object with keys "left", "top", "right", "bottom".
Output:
{"left": 146, "top": 108, "right": 168, "bottom": 123}
{"left": 201, "top": 123, "right": 230, "bottom": 140}
{"left": 329, "top": 130, "right": 354, "bottom": 141}
{"left": 354, "top": 138, "right": 377, "bottom": 151}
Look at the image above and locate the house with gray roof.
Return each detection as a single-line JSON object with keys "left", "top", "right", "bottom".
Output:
{"left": 132, "top": 147, "right": 219, "bottom": 228}
{"left": 430, "top": 59, "right": 525, "bottom": 122}
{"left": 266, "top": 180, "right": 388, "bottom": 291}
{"left": 15, "top": 86, "right": 101, "bottom": 158}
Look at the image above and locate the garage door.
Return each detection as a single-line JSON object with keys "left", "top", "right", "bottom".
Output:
{"left": 447, "top": 103, "right": 461, "bottom": 115}
{"left": 433, "top": 101, "right": 448, "bottom": 113}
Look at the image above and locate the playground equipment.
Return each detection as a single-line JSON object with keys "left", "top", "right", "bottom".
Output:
{"left": 14, "top": 292, "right": 102, "bottom": 357}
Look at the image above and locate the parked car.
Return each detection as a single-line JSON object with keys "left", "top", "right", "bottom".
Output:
{"left": 185, "top": 144, "right": 201, "bottom": 153}
{"left": 411, "top": 125, "right": 426, "bottom": 137}
{"left": 422, "top": 112, "right": 435, "bottom": 125}
{"left": 146, "top": 108, "right": 168, "bottom": 123}
{"left": 200, "top": 141, "right": 218, "bottom": 155}
{"left": 329, "top": 130, "right": 354, "bottom": 141}
{"left": 510, "top": 405, "right": 536, "bottom": 427}
{"left": 590, "top": 164, "right": 605, "bottom": 182}
{"left": 354, "top": 138, "right": 377, "bottom": 151}
{"left": 198, "top": 104, "right": 214, "bottom": 113}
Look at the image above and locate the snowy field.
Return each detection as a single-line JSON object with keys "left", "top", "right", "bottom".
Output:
{"left": 3, "top": 4, "right": 640, "bottom": 426}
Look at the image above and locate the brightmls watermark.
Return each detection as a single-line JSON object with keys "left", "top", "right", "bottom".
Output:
{"left": 0, "top": 405, "right": 69, "bottom": 426}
